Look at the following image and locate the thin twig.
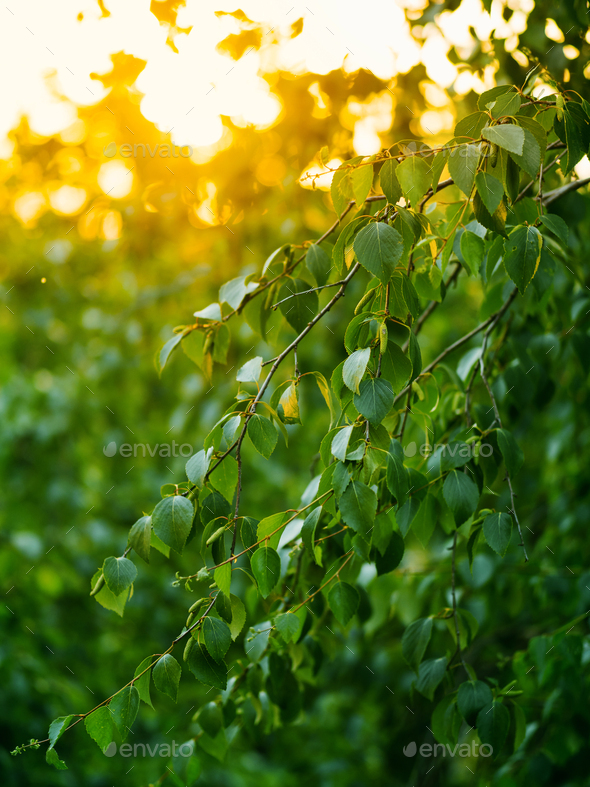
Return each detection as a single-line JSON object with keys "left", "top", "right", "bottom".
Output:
{"left": 450, "top": 529, "right": 469, "bottom": 675}
{"left": 541, "top": 176, "right": 590, "bottom": 206}
{"left": 18, "top": 594, "right": 219, "bottom": 749}
{"left": 478, "top": 348, "right": 529, "bottom": 562}
{"left": 272, "top": 279, "right": 347, "bottom": 309}
{"left": 393, "top": 289, "right": 518, "bottom": 407}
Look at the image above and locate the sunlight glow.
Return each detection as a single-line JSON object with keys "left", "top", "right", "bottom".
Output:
{"left": 98, "top": 161, "right": 134, "bottom": 199}
{"left": 0, "top": 0, "right": 529, "bottom": 159}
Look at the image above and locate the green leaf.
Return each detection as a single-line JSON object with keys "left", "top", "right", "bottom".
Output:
{"left": 251, "top": 546, "right": 280, "bottom": 598}
{"left": 333, "top": 461, "right": 351, "bottom": 499}
{"left": 459, "top": 231, "right": 485, "bottom": 276}
{"left": 478, "top": 85, "right": 514, "bottom": 111}
{"left": 509, "top": 127, "right": 540, "bottom": 178}
{"left": 440, "top": 441, "right": 472, "bottom": 473}
{"left": 415, "top": 657, "right": 448, "bottom": 701}
{"left": 379, "top": 158, "right": 402, "bottom": 204}
{"left": 396, "top": 155, "right": 432, "bottom": 205}
{"left": 48, "top": 715, "right": 73, "bottom": 750}
{"left": 256, "top": 511, "right": 290, "bottom": 550}
{"left": 84, "top": 706, "right": 114, "bottom": 753}
{"left": 409, "top": 332, "right": 422, "bottom": 382}
{"left": 203, "top": 617, "right": 232, "bottom": 662}
{"left": 386, "top": 439, "right": 408, "bottom": 503}
{"left": 237, "top": 356, "right": 263, "bottom": 383}
{"left": 214, "top": 562, "right": 231, "bottom": 597}
{"left": 156, "top": 333, "right": 182, "bottom": 376}
{"left": 194, "top": 302, "right": 222, "bottom": 321}
{"left": 354, "top": 378, "right": 394, "bottom": 425}
{"left": 455, "top": 111, "right": 488, "bottom": 138}
{"left": 310, "top": 370, "right": 337, "bottom": 428}
{"left": 91, "top": 568, "right": 129, "bottom": 616}
{"left": 103, "top": 556, "right": 137, "bottom": 596}
{"left": 328, "top": 581, "right": 360, "bottom": 626}
{"left": 197, "top": 702, "right": 223, "bottom": 738}
{"left": 332, "top": 216, "right": 370, "bottom": 276}
{"left": 188, "top": 643, "right": 227, "bottom": 690}
{"left": 209, "top": 455, "right": 238, "bottom": 504}
{"left": 402, "top": 617, "right": 433, "bottom": 673}
{"left": 563, "top": 105, "right": 589, "bottom": 173}
{"left": 186, "top": 449, "right": 211, "bottom": 487}
{"left": 153, "top": 654, "right": 182, "bottom": 702}
{"left": 128, "top": 515, "right": 151, "bottom": 563}
{"left": 353, "top": 222, "right": 404, "bottom": 285}
{"left": 412, "top": 493, "right": 436, "bottom": 548}
{"left": 458, "top": 680, "right": 493, "bottom": 725}
{"left": 216, "top": 592, "right": 232, "bottom": 623}
{"left": 279, "top": 277, "right": 318, "bottom": 333}
{"left": 301, "top": 507, "right": 322, "bottom": 564}
{"left": 490, "top": 91, "right": 521, "bottom": 118}
{"left": 475, "top": 172, "right": 504, "bottom": 216}
{"left": 278, "top": 382, "right": 301, "bottom": 424}
{"left": 448, "top": 143, "right": 480, "bottom": 196}
{"left": 482, "top": 124, "right": 525, "bottom": 156}
{"left": 133, "top": 656, "right": 154, "bottom": 708}
{"left": 371, "top": 512, "right": 392, "bottom": 556}
{"left": 331, "top": 425, "right": 354, "bottom": 461}
{"left": 152, "top": 495, "right": 194, "bottom": 554}
{"left": 483, "top": 512, "right": 513, "bottom": 557}
{"left": 374, "top": 531, "right": 405, "bottom": 575}
{"left": 351, "top": 162, "right": 373, "bottom": 205}
{"left": 229, "top": 594, "right": 246, "bottom": 640}
{"left": 473, "top": 190, "right": 507, "bottom": 237}
{"left": 338, "top": 480, "right": 377, "bottom": 538}
{"left": 511, "top": 701, "right": 527, "bottom": 753}
{"left": 46, "top": 747, "right": 68, "bottom": 770}
{"left": 262, "top": 244, "right": 289, "bottom": 276}
{"left": 109, "top": 685, "right": 140, "bottom": 742}
{"left": 201, "top": 492, "right": 231, "bottom": 526}
{"left": 476, "top": 700, "right": 510, "bottom": 756}
{"left": 503, "top": 224, "right": 542, "bottom": 295}
{"left": 219, "top": 275, "right": 258, "bottom": 310}
{"left": 380, "top": 341, "right": 413, "bottom": 393}
{"left": 496, "top": 428, "right": 524, "bottom": 476}
{"left": 306, "top": 244, "right": 331, "bottom": 287}
{"left": 540, "top": 214, "right": 568, "bottom": 245}
{"left": 275, "top": 612, "right": 300, "bottom": 643}
{"left": 331, "top": 163, "right": 355, "bottom": 216}
{"left": 443, "top": 470, "right": 479, "bottom": 525}
{"left": 247, "top": 414, "right": 278, "bottom": 459}
{"left": 342, "top": 347, "right": 371, "bottom": 394}
{"left": 431, "top": 694, "right": 459, "bottom": 747}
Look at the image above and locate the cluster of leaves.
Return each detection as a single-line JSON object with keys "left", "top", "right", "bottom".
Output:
{"left": 12, "top": 71, "right": 590, "bottom": 785}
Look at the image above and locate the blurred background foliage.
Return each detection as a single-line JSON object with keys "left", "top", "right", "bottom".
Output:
{"left": 2, "top": 0, "right": 590, "bottom": 785}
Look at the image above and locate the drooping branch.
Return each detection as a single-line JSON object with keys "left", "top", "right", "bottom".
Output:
{"left": 478, "top": 349, "right": 529, "bottom": 563}
{"left": 393, "top": 288, "right": 518, "bottom": 407}
{"left": 541, "top": 176, "right": 590, "bottom": 205}
{"left": 449, "top": 529, "right": 469, "bottom": 675}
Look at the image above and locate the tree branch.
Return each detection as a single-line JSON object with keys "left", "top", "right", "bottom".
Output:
{"left": 541, "top": 176, "right": 590, "bottom": 205}
{"left": 393, "top": 288, "right": 518, "bottom": 407}
{"left": 478, "top": 349, "right": 529, "bottom": 563}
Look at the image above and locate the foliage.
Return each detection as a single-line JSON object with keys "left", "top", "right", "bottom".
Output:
{"left": 4, "top": 2, "right": 590, "bottom": 786}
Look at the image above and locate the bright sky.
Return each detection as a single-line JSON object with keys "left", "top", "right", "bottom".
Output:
{"left": 0, "top": 0, "right": 528, "bottom": 154}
